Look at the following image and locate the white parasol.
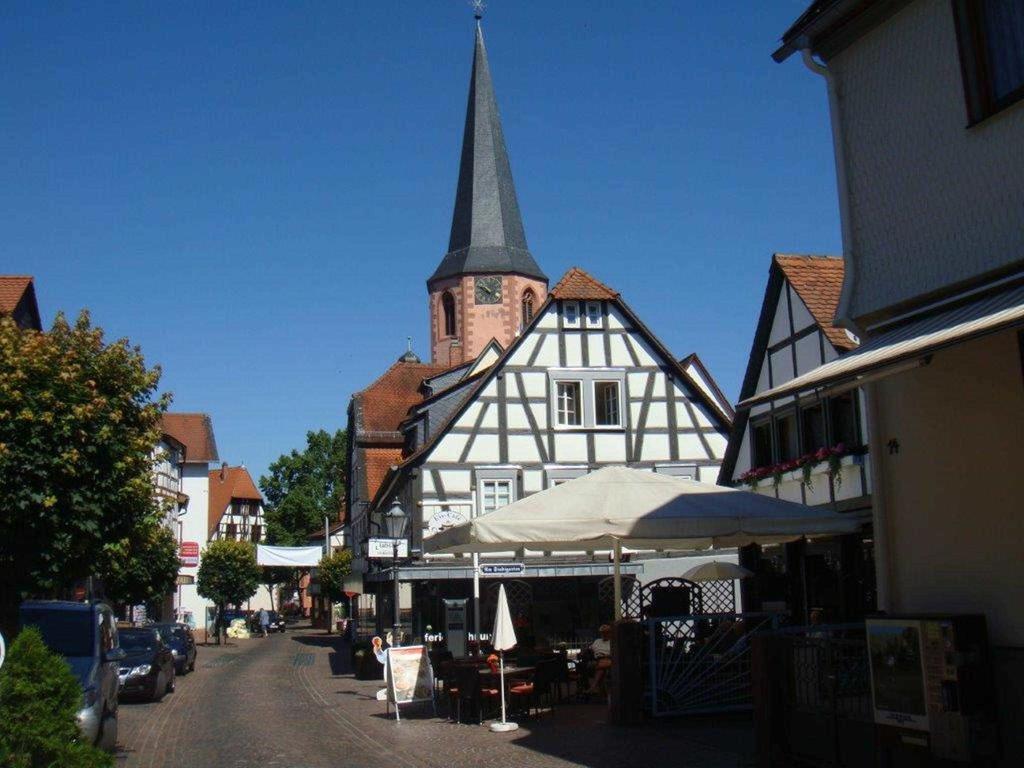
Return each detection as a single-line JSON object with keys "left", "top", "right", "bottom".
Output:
{"left": 489, "top": 583, "right": 519, "bottom": 733}
{"left": 682, "top": 560, "right": 754, "bottom": 582}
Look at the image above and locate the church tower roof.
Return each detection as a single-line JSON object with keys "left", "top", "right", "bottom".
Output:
{"left": 429, "top": 23, "right": 546, "bottom": 285}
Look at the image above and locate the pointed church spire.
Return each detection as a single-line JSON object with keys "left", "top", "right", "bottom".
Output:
{"left": 429, "top": 23, "right": 546, "bottom": 284}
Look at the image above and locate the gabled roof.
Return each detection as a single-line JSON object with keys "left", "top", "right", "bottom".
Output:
{"left": 549, "top": 267, "right": 619, "bottom": 300}
{"left": 161, "top": 413, "right": 219, "bottom": 464}
{"left": 353, "top": 359, "right": 450, "bottom": 441}
{"left": 0, "top": 276, "right": 42, "bottom": 330}
{"left": 372, "top": 267, "right": 734, "bottom": 509}
{"left": 774, "top": 254, "right": 856, "bottom": 351}
{"left": 718, "top": 253, "right": 858, "bottom": 485}
{"left": 208, "top": 465, "right": 262, "bottom": 538}
{"left": 429, "top": 24, "right": 546, "bottom": 284}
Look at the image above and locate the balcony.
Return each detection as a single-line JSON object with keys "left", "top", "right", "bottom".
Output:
{"left": 740, "top": 452, "right": 870, "bottom": 507}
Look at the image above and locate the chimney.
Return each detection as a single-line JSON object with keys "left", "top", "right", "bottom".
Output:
{"left": 220, "top": 462, "right": 228, "bottom": 481}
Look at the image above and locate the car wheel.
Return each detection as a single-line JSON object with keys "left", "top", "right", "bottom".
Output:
{"left": 152, "top": 672, "right": 165, "bottom": 702}
{"left": 97, "top": 710, "right": 118, "bottom": 752}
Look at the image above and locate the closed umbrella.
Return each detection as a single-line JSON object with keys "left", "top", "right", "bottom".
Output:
{"left": 489, "top": 584, "right": 519, "bottom": 733}
{"left": 682, "top": 560, "right": 754, "bottom": 582}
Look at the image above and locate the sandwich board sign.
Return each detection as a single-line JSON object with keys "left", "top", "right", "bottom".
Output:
{"left": 385, "top": 645, "right": 435, "bottom": 721}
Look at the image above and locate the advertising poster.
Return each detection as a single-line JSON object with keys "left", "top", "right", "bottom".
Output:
{"left": 867, "top": 618, "right": 929, "bottom": 731}
{"left": 386, "top": 645, "right": 434, "bottom": 707}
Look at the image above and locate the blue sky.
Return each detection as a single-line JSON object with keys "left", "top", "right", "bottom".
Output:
{"left": 2, "top": 1, "right": 839, "bottom": 485}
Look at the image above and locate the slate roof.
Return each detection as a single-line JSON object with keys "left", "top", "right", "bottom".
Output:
{"left": 430, "top": 25, "right": 546, "bottom": 284}
{"left": 208, "top": 465, "right": 262, "bottom": 538}
{"left": 774, "top": 254, "right": 856, "bottom": 350}
{"left": 161, "top": 413, "right": 220, "bottom": 463}
{"left": 549, "top": 267, "right": 620, "bottom": 300}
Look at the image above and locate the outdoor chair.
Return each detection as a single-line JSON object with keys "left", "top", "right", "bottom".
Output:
{"left": 509, "top": 658, "right": 559, "bottom": 717}
{"left": 452, "top": 664, "right": 499, "bottom": 724}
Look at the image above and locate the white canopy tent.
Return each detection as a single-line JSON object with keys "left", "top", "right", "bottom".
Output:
{"left": 424, "top": 466, "right": 867, "bottom": 619}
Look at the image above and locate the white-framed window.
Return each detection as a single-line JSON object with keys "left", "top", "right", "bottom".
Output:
{"left": 655, "top": 464, "right": 698, "bottom": 481}
{"left": 545, "top": 466, "right": 589, "bottom": 488}
{"left": 594, "top": 380, "right": 621, "bottom": 427}
{"left": 563, "top": 301, "right": 580, "bottom": 327}
{"left": 480, "top": 479, "right": 513, "bottom": 513}
{"left": 548, "top": 368, "right": 626, "bottom": 430}
{"left": 476, "top": 468, "right": 519, "bottom": 515}
{"left": 556, "top": 381, "right": 583, "bottom": 426}
{"left": 585, "top": 301, "right": 602, "bottom": 327}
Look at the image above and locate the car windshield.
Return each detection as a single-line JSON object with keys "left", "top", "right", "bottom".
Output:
{"left": 20, "top": 609, "right": 94, "bottom": 657}
{"left": 119, "top": 631, "right": 156, "bottom": 652}
{"left": 156, "top": 625, "right": 185, "bottom": 642}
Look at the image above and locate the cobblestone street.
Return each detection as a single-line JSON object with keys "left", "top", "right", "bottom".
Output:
{"left": 115, "top": 626, "right": 753, "bottom": 768}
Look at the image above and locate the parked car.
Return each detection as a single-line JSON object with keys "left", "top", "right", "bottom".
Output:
{"left": 153, "top": 623, "right": 196, "bottom": 674}
{"left": 248, "top": 610, "right": 287, "bottom": 634}
{"left": 117, "top": 627, "right": 175, "bottom": 702}
{"left": 18, "top": 600, "right": 123, "bottom": 752}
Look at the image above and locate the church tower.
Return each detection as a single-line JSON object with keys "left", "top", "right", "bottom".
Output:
{"left": 428, "top": 22, "right": 548, "bottom": 367}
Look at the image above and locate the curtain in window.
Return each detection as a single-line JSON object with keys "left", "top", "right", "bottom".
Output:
{"left": 984, "top": 0, "right": 1024, "bottom": 100}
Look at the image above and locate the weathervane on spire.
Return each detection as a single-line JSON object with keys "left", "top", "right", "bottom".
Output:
{"left": 471, "top": 0, "right": 485, "bottom": 21}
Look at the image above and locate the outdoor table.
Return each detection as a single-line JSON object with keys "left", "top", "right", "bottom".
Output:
{"left": 479, "top": 665, "right": 534, "bottom": 677}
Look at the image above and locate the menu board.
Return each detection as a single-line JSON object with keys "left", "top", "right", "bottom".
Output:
{"left": 386, "top": 645, "right": 434, "bottom": 709}
{"left": 867, "top": 618, "right": 929, "bottom": 731}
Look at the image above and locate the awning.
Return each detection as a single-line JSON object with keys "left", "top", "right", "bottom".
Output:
{"left": 739, "top": 281, "right": 1024, "bottom": 408}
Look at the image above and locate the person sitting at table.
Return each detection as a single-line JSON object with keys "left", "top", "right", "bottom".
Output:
{"left": 586, "top": 624, "right": 613, "bottom": 696}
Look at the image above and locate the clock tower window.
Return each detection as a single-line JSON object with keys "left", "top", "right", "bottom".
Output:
{"left": 442, "top": 291, "right": 457, "bottom": 337}
{"left": 521, "top": 289, "right": 536, "bottom": 325}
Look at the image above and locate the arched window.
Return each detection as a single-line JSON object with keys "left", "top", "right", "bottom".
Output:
{"left": 442, "top": 292, "right": 457, "bottom": 337}
{"left": 521, "top": 289, "right": 536, "bottom": 325}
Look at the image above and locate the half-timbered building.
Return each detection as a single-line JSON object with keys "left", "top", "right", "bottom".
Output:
{"left": 719, "top": 254, "right": 874, "bottom": 623}
{"left": 344, "top": 22, "right": 735, "bottom": 643}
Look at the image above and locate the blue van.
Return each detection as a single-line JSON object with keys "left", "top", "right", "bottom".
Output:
{"left": 18, "top": 600, "right": 123, "bottom": 751}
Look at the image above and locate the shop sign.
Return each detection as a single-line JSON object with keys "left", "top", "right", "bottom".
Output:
{"left": 480, "top": 563, "right": 525, "bottom": 577}
{"left": 179, "top": 541, "right": 200, "bottom": 567}
{"left": 367, "top": 538, "right": 408, "bottom": 559}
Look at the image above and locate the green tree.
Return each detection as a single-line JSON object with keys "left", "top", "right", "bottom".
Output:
{"left": 0, "top": 312, "right": 168, "bottom": 636}
{"left": 318, "top": 549, "right": 353, "bottom": 602}
{"left": 98, "top": 515, "right": 179, "bottom": 614}
{"left": 260, "top": 429, "right": 347, "bottom": 546}
{"left": 0, "top": 627, "right": 112, "bottom": 767}
{"left": 196, "top": 539, "right": 260, "bottom": 644}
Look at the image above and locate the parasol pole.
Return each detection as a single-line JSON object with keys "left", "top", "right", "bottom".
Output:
{"left": 613, "top": 537, "right": 622, "bottom": 622}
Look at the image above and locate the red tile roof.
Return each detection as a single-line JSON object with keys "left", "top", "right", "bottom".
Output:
{"left": 208, "top": 465, "right": 262, "bottom": 538}
{"left": 364, "top": 447, "right": 404, "bottom": 501}
{"left": 357, "top": 360, "right": 449, "bottom": 437}
{"left": 161, "top": 413, "right": 220, "bottom": 463}
{"left": 549, "top": 267, "right": 619, "bottom": 300}
{"left": 0, "top": 276, "right": 32, "bottom": 314}
{"left": 774, "top": 254, "right": 857, "bottom": 351}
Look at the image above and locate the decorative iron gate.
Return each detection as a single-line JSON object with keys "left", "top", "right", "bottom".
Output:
{"left": 646, "top": 612, "right": 781, "bottom": 716}
{"left": 781, "top": 629, "right": 875, "bottom": 766}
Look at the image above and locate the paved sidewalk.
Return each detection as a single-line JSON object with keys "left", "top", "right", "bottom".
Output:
{"left": 116, "top": 626, "right": 754, "bottom": 767}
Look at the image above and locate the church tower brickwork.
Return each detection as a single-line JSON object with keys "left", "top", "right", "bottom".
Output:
{"left": 428, "top": 24, "right": 547, "bottom": 367}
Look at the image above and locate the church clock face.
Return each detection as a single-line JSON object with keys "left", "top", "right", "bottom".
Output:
{"left": 474, "top": 276, "right": 503, "bottom": 304}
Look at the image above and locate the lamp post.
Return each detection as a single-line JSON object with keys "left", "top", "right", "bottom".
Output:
{"left": 383, "top": 499, "right": 409, "bottom": 647}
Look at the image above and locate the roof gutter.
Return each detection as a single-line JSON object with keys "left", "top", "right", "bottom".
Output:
{"left": 799, "top": 45, "right": 861, "bottom": 336}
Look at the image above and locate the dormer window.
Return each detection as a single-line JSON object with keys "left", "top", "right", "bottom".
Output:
{"left": 954, "top": 0, "right": 1024, "bottom": 124}
{"left": 442, "top": 292, "right": 457, "bottom": 337}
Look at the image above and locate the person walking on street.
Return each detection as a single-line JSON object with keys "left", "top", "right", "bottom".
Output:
{"left": 259, "top": 608, "right": 270, "bottom": 638}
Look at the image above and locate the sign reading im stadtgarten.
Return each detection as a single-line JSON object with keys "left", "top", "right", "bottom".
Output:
{"left": 480, "top": 563, "right": 526, "bottom": 577}
{"left": 367, "top": 538, "right": 409, "bottom": 559}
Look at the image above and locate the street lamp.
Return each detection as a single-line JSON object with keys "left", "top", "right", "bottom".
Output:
{"left": 383, "top": 499, "right": 409, "bottom": 646}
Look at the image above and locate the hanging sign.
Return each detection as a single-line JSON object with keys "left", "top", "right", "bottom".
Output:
{"left": 176, "top": 574, "right": 195, "bottom": 586}
{"left": 179, "top": 541, "right": 200, "bottom": 567}
{"left": 385, "top": 645, "right": 434, "bottom": 720}
{"left": 368, "top": 538, "right": 408, "bottom": 559}
{"left": 480, "top": 563, "right": 526, "bottom": 577}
